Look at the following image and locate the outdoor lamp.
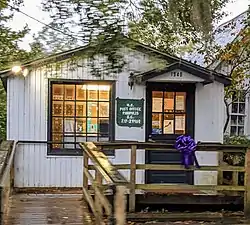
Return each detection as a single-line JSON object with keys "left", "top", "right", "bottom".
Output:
{"left": 11, "top": 65, "right": 22, "bottom": 74}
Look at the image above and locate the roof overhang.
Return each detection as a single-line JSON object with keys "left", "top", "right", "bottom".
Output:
{"left": 0, "top": 35, "right": 231, "bottom": 88}
{"left": 130, "top": 62, "right": 231, "bottom": 86}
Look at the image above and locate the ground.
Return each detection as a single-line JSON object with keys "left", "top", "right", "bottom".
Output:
{"left": 3, "top": 194, "right": 249, "bottom": 225}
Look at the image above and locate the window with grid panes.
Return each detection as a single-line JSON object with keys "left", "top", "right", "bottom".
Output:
{"left": 49, "top": 82, "right": 112, "bottom": 155}
{"left": 230, "top": 92, "right": 246, "bottom": 136}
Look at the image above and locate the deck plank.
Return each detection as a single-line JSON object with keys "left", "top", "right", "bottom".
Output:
{"left": 3, "top": 194, "right": 93, "bottom": 225}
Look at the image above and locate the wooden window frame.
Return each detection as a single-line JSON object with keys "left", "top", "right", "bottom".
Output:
{"left": 230, "top": 93, "right": 247, "bottom": 136}
{"left": 47, "top": 79, "right": 116, "bottom": 156}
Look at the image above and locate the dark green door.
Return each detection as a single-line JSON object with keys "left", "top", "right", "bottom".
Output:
{"left": 145, "top": 83, "right": 195, "bottom": 184}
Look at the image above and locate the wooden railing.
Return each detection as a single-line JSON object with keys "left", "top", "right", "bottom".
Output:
{"left": 80, "top": 142, "right": 129, "bottom": 225}
{"left": 0, "top": 140, "right": 16, "bottom": 223}
{"left": 81, "top": 141, "right": 250, "bottom": 218}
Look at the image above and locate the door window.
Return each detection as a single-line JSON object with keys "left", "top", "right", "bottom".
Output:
{"left": 152, "top": 91, "right": 186, "bottom": 135}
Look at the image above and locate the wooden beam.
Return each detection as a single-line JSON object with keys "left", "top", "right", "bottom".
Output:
{"left": 129, "top": 145, "right": 136, "bottom": 213}
{"left": 82, "top": 187, "right": 104, "bottom": 225}
{"left": 114, "top": 185, "right": 126, "bottom": 225}
{"left": 80, "top": 142, "right": 127, "bottom": 185}
{"left": 95, "top": 170, "right": 103, "bottom": 217}
{"left": 136, "top": 184, "right": 245, "bottom": 192}
{"left": 83, "top": 168, "right": 112, "bottom": 216}
{"left": 83, "top": 151, "right": 89, "bottom": 199}
{"left": 244, "top": 148, "right": 250, "bottom": 218}
{"left": 89, "top": 164, "right": 245, "bottom": 172}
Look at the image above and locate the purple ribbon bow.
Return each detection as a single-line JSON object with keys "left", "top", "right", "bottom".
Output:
{"left": 174, "top": 135, "right": 200, "bottom": 169}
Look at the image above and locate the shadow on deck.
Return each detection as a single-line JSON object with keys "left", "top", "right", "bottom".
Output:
{"left": 3, "top": 194, "right": 93, "bottom": 225}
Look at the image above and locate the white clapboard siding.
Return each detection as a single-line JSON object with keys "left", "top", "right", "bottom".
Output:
{"left": 7, "top": 47, "right": 225, "bottom": 187}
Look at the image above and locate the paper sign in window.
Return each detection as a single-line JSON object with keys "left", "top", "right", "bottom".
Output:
{"left": 164, "top": 120, "right": 174, "bottom": 134}
{"left": 164, "top": 99, "right": 174, "bottom": 112}
{"left": 175, "top": 115, "right": 185, "bottom": 132}
{"left": 152, "top": 98, "right": 162, "bottom": 112}
{"left": 176, "top": 96, "right": 185, "bottom": 111}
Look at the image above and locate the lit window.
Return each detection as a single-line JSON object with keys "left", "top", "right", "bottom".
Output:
{"left": 49, "top": 81, "right": 113, "bottom": 155}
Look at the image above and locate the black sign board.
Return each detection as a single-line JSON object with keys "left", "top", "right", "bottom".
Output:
{"left": 116, "top": 98, "right": 144, "bottom": 127}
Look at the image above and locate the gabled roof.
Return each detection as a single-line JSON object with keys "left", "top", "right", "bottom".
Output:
{"left": 0, "top": 36, "right": 230, "bottom": 86}
{"left": 131, "top": 61, "right": 231, "bottom": 86}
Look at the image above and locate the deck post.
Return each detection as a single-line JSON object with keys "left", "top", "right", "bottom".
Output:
{"left": 114, "top": 185, "right": 126, "bottom": 225}
{"left": 244, "top": 148, "right": 250, "bottom": 218}
{"left": 83, "top": 151, "right": 89, "bottom": 199}
{"left": 95, "top": 170, "right": 103, "bottom": 216}
{"left": 129, "top": 145, "right": 137, "bottom": 212}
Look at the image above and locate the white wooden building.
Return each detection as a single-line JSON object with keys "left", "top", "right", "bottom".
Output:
{"left": 0, "top": 37, "right": 230, "bottom": 188}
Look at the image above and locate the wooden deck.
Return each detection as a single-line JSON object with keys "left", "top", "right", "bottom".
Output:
{"left": 2, "top": 194, "right": 250, "bottom": 225}
{"left": 3, "top": 194, "right": 93, "bottom": 225}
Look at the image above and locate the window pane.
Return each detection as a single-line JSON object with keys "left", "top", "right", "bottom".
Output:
{"left": 230, "top": 126, "right": 237, "bottom": 136}
{"left": 52, "top": 134, "right": 63, "bottom": 149}
{"left": 238, "top": 116, "right": 245, "bottom": 125}
{"left": 152, "top": 113, "right": 162, "bottom": 134}
{"left": 163, "top": 114, "right": 174, "bottom": 134}
{"left": 175, "top": 114, "right": 185, "bottom": 134}
{"left": 76, "top": 102, "right": 86, "bottom": 117}
{"left": 64, "top": 136, "right": 75, "bottom": 149}
{"left": 87, "top": 118, "right": 98, "bottom": 133}
{"left": 87, "top": 136, "right": 98, "bottom": 142}
{"left": 64, "top": 118, "right": 75, "bottom": 133}
{"left": 64, "top": 85, "right": 75, "bottom": 100}
{"left": 99, "top": 118, "right": 109, "bottom": 135}
{"left": 52, "top": 101, "right": 63, "bottom": 116}
{"left": 87, "top": 102, "right": 98, "bottom": 117}
{"left": 76, "top": 136, "right": 86, "bottom": 143}
{"left": 238, "top": 126, "right": 244, "bottom": 136}
{"left": 52, "top": 118, "right": 63, "bottom": 133}
{"left": 64, "top": 102, "right": 75, "bottom": 117}
{"left": 152, "top": 91, "right": 163, "bottom": 112}
{"left": 231, "top": 115, "right": 237, "bottom": 125}
{"left": 87, "top": 85, "right": 98, "bottom": 100}
{"left": 232, "top": 103, "right": 238, "bottom": 113}
{"left": 76, "top": 85, "right": 86, "bottom": 100}
{"left": 164, "top": 92, "right": 174, "bottom": 112}
{"left": 239, "top": 103, "right": 245, "bottom": 114}
{"left": 76, "top": 118, "right": 86, "bottom": 134}
{"left": 175, "top": 92, "right": 186, "bottom": 112}
{"left": 99, "top": 102, "right": 109, "bottom": 117}
{"left": 52, "top": 84, "right": 63, "bottom": 100}
{"left": 99, "top": 85, "right": 110, "bottom": 101}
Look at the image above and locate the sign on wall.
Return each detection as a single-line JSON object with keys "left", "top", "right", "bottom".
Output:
{"left": 116, "top": 98, "right": 144, "bottom": 127}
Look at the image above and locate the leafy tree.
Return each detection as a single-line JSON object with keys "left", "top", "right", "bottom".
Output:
{"left": 36, "top": 0, "right": 231, "bottom": 55}
{"left": 128, "top": 0, "right": 230, "bottom": 54}
{"left": 0, "top": 0, "right": 43, "bottom": 139}
{"left": 215, "top": 25, "right": 250, "bottom": 134}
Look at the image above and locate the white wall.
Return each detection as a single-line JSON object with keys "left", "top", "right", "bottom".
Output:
{"left": 7, "top": 47, "right": 225, "bottom": 187}
{"left": 194, "top": 82, "right": 225, "bottom": 187}
{"left": 9, "top": 48, "right": 164, "bottom": 187}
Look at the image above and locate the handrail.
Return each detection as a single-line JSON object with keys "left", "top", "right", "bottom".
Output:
{"left": 82, "top": 141, "right": 250, "bottom": 219}
{"left": 80, "top": 142, "right": 127, "bottom": 185}
{"left": 80, "top": 142, "right": 128, "bottom": 225}
{"left": 0, "top": 140, "right": 17, "bottom": 224}
{"left": 0, "top": 141, "right": 17, "bottom": 186}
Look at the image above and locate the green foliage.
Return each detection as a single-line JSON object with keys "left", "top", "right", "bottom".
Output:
{"left": 35, "top": 0, "right": 231, "bottom": 64}
{"left": 0, "top": 0, "right": 44, "bottom": 139}
{"left": 224, "top": 135, "right": 250, "bottom": 146}
{"left": 128, "top": 0, "right": 230, "bottom": 54}
{"left": 0, "top": 81, "right": 6, "bottom": 140}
